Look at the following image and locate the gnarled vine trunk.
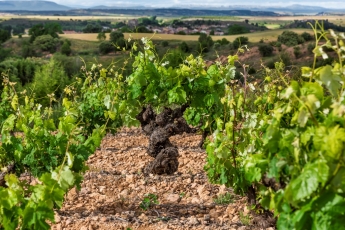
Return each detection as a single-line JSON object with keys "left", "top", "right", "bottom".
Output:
{"left": 136, "top": 105, "right": 196, "bottom": 175}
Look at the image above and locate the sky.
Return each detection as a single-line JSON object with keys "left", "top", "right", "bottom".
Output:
{"left": 3, "top": 0, "right": 345, "bottom": 8}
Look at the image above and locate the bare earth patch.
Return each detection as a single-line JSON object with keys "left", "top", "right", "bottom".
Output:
{"left": 51, "top": 128, "right": 275, "bottom": 230}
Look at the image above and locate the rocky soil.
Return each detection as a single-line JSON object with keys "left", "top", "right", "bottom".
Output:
{"left": 51, "top": 128, "right": 275, "bottom": 230}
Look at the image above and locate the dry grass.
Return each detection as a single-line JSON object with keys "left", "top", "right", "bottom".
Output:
{"left": 238, "top": 15, "right": 345, "bottom": 26}
{"left": 60, "top": 29, "right": 313, "bottom": 43}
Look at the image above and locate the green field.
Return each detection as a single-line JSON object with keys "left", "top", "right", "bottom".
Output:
{"left": 59, "top": 29, "right": 313, "bottom": 43}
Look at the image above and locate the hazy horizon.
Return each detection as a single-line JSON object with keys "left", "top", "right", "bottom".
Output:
{"left": 1, "top": 0, "right": 345, "bottom": 9}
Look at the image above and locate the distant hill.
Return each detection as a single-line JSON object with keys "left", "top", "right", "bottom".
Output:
{"left": 0, "top": 1, "right": 71, "bottom": 11}
{"left": 70, "top": 8, "right": 280, "bottom": 17}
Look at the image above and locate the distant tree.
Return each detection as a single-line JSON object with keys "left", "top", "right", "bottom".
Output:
{"left": 176, "top": 31, "right": 186, "bottom": 35}
{"left": 61, "top": 40, "right": 72, "bottom": 56}
{"left": 166, "top": 49, "right": 186, "bottom": 68}
{"left": 180, "top": 42, "right": 190, "bottom": 52}
{"left": 233, "top": 36, "right": 249, "bottom": 49}
{"left": 277, "top": 31, "right": 305, "bottom": 47}
{"left": 82, "top": 23, "right": 103, "bottom": 33}
{"left": 258, "top": 43, "right": 274, "bottom": 57}
{"left": 162, "top": 41, "right": 169, "bottom": 47}
{"left": 136, "top": 26, "right": 152, "bottom": 33}
{"left": 245, "top": 19, "right": 249, "bottom": 24}
{"left": 228, "top": 24, "right": 249, "bottom": 35}
{"left": 220, "top": 38, "right": 230, "bottom": 45}
{"left": 300, "top": 32, "right": 313, "bottom": 42}
{"left": 33, "top": 35, "right": 59, "bottom": 53}
{"left": 210, "top": 30, "right": 215, "bottom": 35}
{"left": 97, "top": 31, "right": 106, "bottom": 41}
{"left": 99, "top": 41, "right": 114, "bottom": 54}
{"left": 109, "top": 31, "right": 124, "bottom": 43}
{"left": 198, "top": 33, "right": 214, "bottom": 53}
{"left": 29, "top": 23, "right": 62, "bottom": 43}
{"left": 0, "top": 47, "right": 11, "bottom": 62}
{"left": 307, "top": 43, "right": 315, "bottom": 53}
{"left": 22, "top": 44, "right": 36, "bottom": 58}
{"left": 293, "top": 46, "right": 302, "bottom": 58}
{"left": 109, "top": 31, "right": 127, "bottom": 50}
{"left": 0, "top": 29, "right": 11, "bottom": 43}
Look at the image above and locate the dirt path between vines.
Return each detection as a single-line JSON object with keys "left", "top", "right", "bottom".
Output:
{"left": 51, "top": 128, "right": 275, "bottom": 230}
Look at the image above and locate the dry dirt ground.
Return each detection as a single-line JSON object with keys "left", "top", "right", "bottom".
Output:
{"left": 51, "top": 128, "right": 275, "bottom": 230}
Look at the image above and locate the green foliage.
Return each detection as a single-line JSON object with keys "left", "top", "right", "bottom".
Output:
{"left": 82, "top": 23, "right": 102, "bottom": 33}
{"left": 99, "top": 41, "right": 114, "bottom": 54}
{"left": 162, "top": 40, "right": 169, "bottom": 47}
{"left": 204, "top": 23, "right": 345, "bottom": 230}
{"left": 307, "top": 42, "right": 315, "bottom": 53}
{"left": 25, "top": 59, "right": 70, "bottom": 107}
{"left": 293, "top": 45, "right": 302, "bottom": 58}
{"left": 2, "top": 24, "right": 344, "bottom": 229}
{"left": 258, "top": 43, "right": 274, "bottom": 57}
{"left": 109, "top": 31, "right": 126, "bottom": 50}
{"left": 165, "top": 49, "right": 186, "bottom": 68}
{"left": 228, "top": 24, "right": 249, "bottom": 35}
{"left": 33, "top": 35, "right": 59, "bottom": 53}
{"left": 139, "top": 194, "right": 159, "bottom": 211}
{"left": 233, "top": 36, "right": 249, "bottom": 49}
{"left": 0, "top": 58, "right": 40, "bottom": 85}
{"left": 0, "top": 47, "right": 11, "bottom": 62}
{"left": 97, "top": 32, "right": 106, "bottom": 41}
{"left": 198, "top": 33, "right": 214, "bottom": 53}
{"left": 28, "top": 23, "right": 62, "bottom": 43}
{"left": 135, "top": 26, "right": 152, "bottom": 33}
{"left": 0, "top": 29, "right": 11, "bottom": 43}
{"left": 301, "top": 32, "right": 313, "bottom": 41}
{"left": 221, "top": 38, "right": 230, "bottom": 45}
{"left": 213, "top": 192, "right": 233, "bottom": 205}
{"left": 52, "top": 53, "right": 82, "bottom": 77}
{"left": 239, "top": 212, "right": 251, "bottom": 225}
{"left": 60, "top": 40, "right": 72, "bottom": 56}
{"left": 278, "top": 30, "right": 305, "bottom": 47}
{"left": 179, "top": 41, "right": 189, "bottom": 52}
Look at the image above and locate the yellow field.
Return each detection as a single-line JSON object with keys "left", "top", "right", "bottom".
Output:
{"left": 60, "top": 29, "right": 313, "bottom": 43}
{"left": 237, "top": 15, "right": 345, "bottom": 26}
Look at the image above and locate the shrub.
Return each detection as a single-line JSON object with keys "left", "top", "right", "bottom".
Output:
{"left": 61, "top": 40, "right": 72, "bottom": 56}
{"left": 97, "top": 32, "right": 106, "bottom": 41}
{"left": 0, "top": 29, "right": 11, "bottom": 43}
{"left": 176, "top": 31, "right": 186, "bottom": 35}
{"left": 109, "top": 31, "right": 124, "bottom": 44}
{"left": 25, "top": 59, "right": 70, "bottom": 107}
{"left": 278, "top": 31, "right": 305, "bottom": 47}
{"left": 228, "top": 24, "right": 249, "bottom": 35}
{"left": 214, "top": 42, "right": 221, "bottom": 49}
{"left": 293, "top": 46, "right": 302, "bottom": 58}
{"left": 99, "top": 41, "right": 114, "bottom": 54}
{"left": 162, "top": 41, "right": 169, "bottom": 47}
{"left": 233, "top": 36, "right": 249, "bottom": 49}
{"left": 198, "top": 33, "right": 214, "bottom": 53}
{"left": 308, "top": 43, "right": 315, "bottom": 53}
{"left": 220, "top": 38, "right": 230, "bottom": 45}
{"left": 301, "top": 32, "right": 313, "bottom": 42}
{"left": 279, "top": 51, "right": 292, "bottom": 67}
{"left": 33, "top": 35, "right": 59, "bottom": 53}
{"left": 166, "top": 49, "right": 186, "bottom": 68}
{"left": 258, "top": 43, "right": 274, "bottom": 57}
{"left": 180, "top": 41, "right": 189, "bottom": 52}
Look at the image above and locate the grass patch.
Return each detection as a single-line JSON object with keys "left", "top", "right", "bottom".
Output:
{"left": 213, "top": 192, "right": 233, "bottom": 205}
{"left": 240, "top": 212, "right": 251, "bottom": 226}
